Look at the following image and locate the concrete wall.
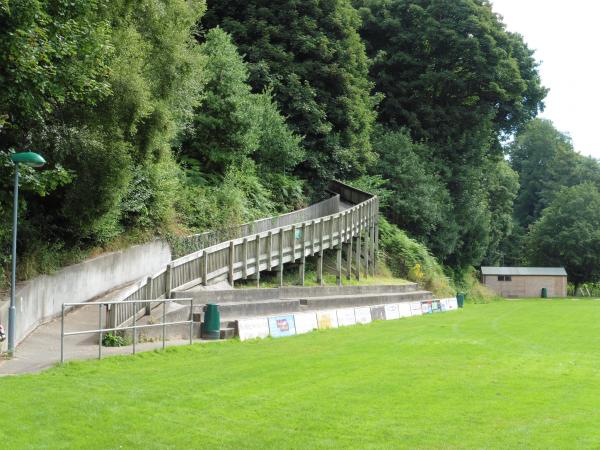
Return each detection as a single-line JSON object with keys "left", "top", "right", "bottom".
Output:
{"left": 483, "top": 275, "right": 567, "bottom": 298}
{"left": 0, "top": 240, "right": 171, "bottom": 350}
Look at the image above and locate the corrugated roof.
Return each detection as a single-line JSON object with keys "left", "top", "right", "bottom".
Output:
{"left": 481, "top": 267, "right": 567, "bottom": 276}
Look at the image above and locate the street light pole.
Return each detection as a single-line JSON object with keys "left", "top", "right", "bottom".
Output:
{"left": 7, "top": 151, "right": 45, "bottom": 357}
{"left": 8, "top": 163, "right": 19, "bottom": 356}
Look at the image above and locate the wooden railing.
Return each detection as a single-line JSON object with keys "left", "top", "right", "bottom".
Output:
{"left": 169, "top": 195, "right": 341, "bottom": 258}
{"left": 107, "top": 181, "right": 378, "bottom": 328}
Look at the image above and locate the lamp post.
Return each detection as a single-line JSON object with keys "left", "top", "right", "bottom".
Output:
{"left": 8, "top": 151, "right": 45, "bottom": 356}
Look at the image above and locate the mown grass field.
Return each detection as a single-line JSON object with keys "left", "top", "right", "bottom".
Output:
{"left": 1, "top": 299, "right": 600, "bottom": 449}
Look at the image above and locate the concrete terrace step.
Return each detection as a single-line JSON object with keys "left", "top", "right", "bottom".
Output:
{"left": 295, "top": 290, "right": 432, "bottom": 310}
{"left": 173, "top": 284, "right": 420, "bottom": 304}
{"left": 216, "top": 299, "right": 301, "bottom": 320}
{"left": 280, "top": 284, "right": 418, "bottom": 297}
{"left": 173, "top": 287, "right": 280, "bottom": 303}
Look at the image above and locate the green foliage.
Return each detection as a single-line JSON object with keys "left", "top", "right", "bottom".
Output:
{"left": 185, "top": 27, "right": 258, "bottom": 170}
{"left": 355, "top": 0, "right": 546, "bottom": 148}
{"left": 185, "top": 28, "right": 304, "bottom": 175}
{"left": 178, "top": 158, "right": 275, "bottom": 232}
{"left": 102, "top": 332, "right": 129, "bottom": 347}
{"left": 0, "top": 0, "right": 207, "bottom": 284}
{"left": 371, "top": 128, "right": 456, "bottom": 259}
{"left": 482, "top": 159, "right": 520, "bottom": 265}
{"left": 511, "top": 118, "right": 600, "bottom": 228}
{"left": 378, "top": 217, "right": 453, "bottom": 297}
{"left": 354, "top": 0, "right": 546, "bottom": 268}
{"left": 527, "top": 183, "right": 600, "bottom": 288}
{"left": 202, "top": 0, "right": 378, "bottom": 183}
{"left": 251, "top": 89, "right": 305, "bottom": 173}
{"left": 453, "top": 267, "right": 501, "bottom": 304}
{"left": 0, "top": 0, "right": 113, "bottom": 133}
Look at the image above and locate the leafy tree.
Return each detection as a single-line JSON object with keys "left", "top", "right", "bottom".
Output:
{"left": 371, "top": 128, "right": 456, "bottom": 259}
{"left": 482, "top": 159, "right": 519, "bottom": 265}
{"left": 184, "top": 28, "right": 303, "bottom": 175}
{"left": 353, "top": 0, "right": 547, "bottom": 268}
{"left": 251, "top": 89, "right": 304, "bottom": 174}
{"left": 0, "top": 0, "right": 113, "bottom": 142}
{"left": 1, "top": 0, "right": 208, "bottom": 283}
{"left": 527, "top": 183, "right": 600, "bottom": 290}
{"left": 202, "top": 0, "right": 378, "bottom": 184}
{"left": 511, "top": 118, "right": 600, "bottom": 228}
{"left": 184, "top": 27, "right": 258, "bottom": 170}
{"left": 355, "top": 0, "right": 546, "bottom": 155}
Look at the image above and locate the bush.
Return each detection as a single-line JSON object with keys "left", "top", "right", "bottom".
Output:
{"left": 102, "top": 332, "right": 129, "bottom": 347}
{"left": 453, "top": 267, "right": 501, "bottom": 304}
{"left": 378, "top": 217, "right": 453, "bottom": 297}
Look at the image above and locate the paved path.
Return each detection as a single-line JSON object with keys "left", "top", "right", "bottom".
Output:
{"left": 0, "top": 285, "right": 202, "bottom": 376}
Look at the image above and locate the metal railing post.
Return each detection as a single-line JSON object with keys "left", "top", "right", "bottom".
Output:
{"left": 60, "top": 304, "right": 65, "bottom": 364}
{"left": 278, "top": 229, "right": 284, "bottom": 286}
{"left": 162, "top": 300, "right": 166, "bottom": 350}
{"left": 132, "top": 301, "right": 137, "bottom": 355}
{"left": 255, "top": 235, "right": 261, "bottom": 288}
{"left": 98, "top": 303, "right": 103, "bottom": 360}
{"left": 189, "top": 299, "right": 194, "bottom": 345}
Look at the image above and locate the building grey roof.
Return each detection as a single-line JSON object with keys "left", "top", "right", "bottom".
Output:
{"left": 481, "top": 267, "right": 567, "bottom": 276}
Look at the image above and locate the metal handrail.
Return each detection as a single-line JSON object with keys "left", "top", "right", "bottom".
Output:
{"left": 60, "top": 298, "right": 194, "bottom": 364}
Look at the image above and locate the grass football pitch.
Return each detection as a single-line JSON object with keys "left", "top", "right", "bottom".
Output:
{"left": 1, "top": 299, "right": 599, "bottom": 448}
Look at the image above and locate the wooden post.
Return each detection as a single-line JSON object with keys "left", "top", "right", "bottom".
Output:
{"left": 355, "top": 232, "right": 361, "bottom": 281}
{"left": 329, "top": 216, "right": 334, "bottom": 250}
{"left": 311, "top": 220, "right": 316, "bottom": 256}
{"left": 370, "top": 224, "right": 376, "bottom": 277}
{"left": 202, "top": 251, "right": 208, "bottom": 286}
{"left": 300, "top": 223, "right": 306, "bottom": 286}
{"left": 165, "top": 264, "right": 172, "bottom": 299}
{"left": 338, "top": 213, "right": 343, "bottom": 248}
{"left": 228, "top": 241, "right": 235, "bottom": 287}
{"left": 336, "top": 247, "right": 342, "bottom": 286}
{"left": 347, "top": 211, "right": 353, "bottom": 280}
{"left": 278, "top": 229, "right": 284, "bottom": 286}
{"left": 374, "top": 198, "right": 379, "bottom": 276}
{"left": 255, "top": 235, "right": 261, "bottom": 287}
{"left": 291, "top": 225, "right": 297, "bottom": 261}
{"left": 364, "top": 224, "right": 370, "bottom": 278}
{"left": 336, "top": 213, "right": 343, "bottom": 286}
{"left": 317, "top": 219, "right": 325, "bottom": 286}
{"left": 317, "top": 251, "right": 324, "bottom": 286}
{"left": 242, "top": 238, "right": 248, "bottom": 279}
{"left": 267, "top": 231, "right": 273, "bottom": 271}
{"left": 346, "top": 241, "right": 352, "bottom": 280}
{"left": 145, "top": 276, "right": 152, "bottom": 315}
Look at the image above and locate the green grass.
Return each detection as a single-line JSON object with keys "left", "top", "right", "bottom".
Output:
{"left": 2, "top": 299, "right": 600, "bottom": 448}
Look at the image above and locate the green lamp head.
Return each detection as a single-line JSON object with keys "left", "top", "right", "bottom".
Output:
{"left": 10, "top": 151, "right": 46, "bottom": 168}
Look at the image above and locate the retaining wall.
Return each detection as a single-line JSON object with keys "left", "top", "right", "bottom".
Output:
{"left": 0, "top": 240, "right": 171, "bottom": 350}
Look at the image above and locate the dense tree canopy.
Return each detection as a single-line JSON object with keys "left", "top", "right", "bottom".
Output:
{"left": 511, "top": 118, "right": 600, "bottom": 228}
{"left": 351, "top": 0, "right": 547, "bottom": 269}
{"left": 527, "top": 183, "right": 600, "bottom": 289}
{"left": 355, "top": 0, "right": 547, "bottom": 156}
{"left": 202, "top": 0, "right": 378, "bottom": 185}
{"left": 4, "top": 0, "right": 600, "bottom": 289}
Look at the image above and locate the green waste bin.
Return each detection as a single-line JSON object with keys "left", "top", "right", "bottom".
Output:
{"left": 202, "top": 304, "right": 220, "bottom": 340}
{"left": 541, "top": 287, "right": 548, "bottom": 298}
{"left": 457, "top": 293, "right": 465, "bottom": 308}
